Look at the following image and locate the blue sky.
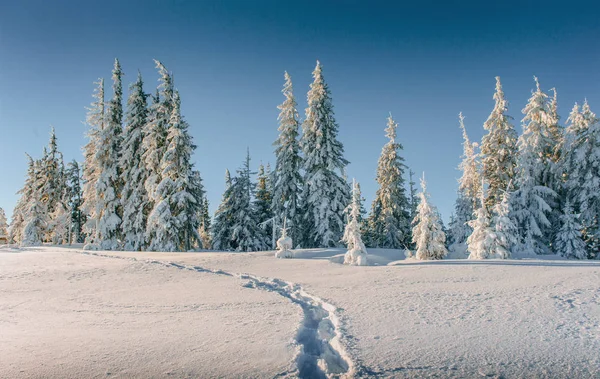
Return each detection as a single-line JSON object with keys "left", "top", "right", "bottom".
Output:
{"left": 1, "top": 0, "right": 599, "bottom": 223}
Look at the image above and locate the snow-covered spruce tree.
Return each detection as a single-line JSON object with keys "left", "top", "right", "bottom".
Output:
{"left": 275, "top": 218, "right": 293, "bottom": 259}
{"left": 569, "top": 100, "right": 600, "bottom": 257}
{"left": 411, "top": 175, "right": 448, "bottom": 260}
{"left": 0, "top": 208, "right": 8, "bottom": 243}
{"left": 408, "top": 170, "right": 419, "bottom": 222}
{"left": 467, "top": 185, "right": 495, "bottom": 260}
{"left": 9, "top": 155, "right": 37, "bottom": 244}
{"left": 255, "top": 163, "right": 274, "bottom": 248}
{"left": 22, "top": 159, "right": 48, "bottom": 247}
{"left": 94, "top": 58, "right": 124, "bottom": 250}
{"left": 212, "top": 169, "right": 235, "bottom": 250}
{"left": 229, "top": 151, "right": 266, "bottom": 252}
{"left": 512, "top": 77, "right": 557, "bottom": 255}
{"left": 554, "top": 201, "right": 586, "bottom": 259}
{"left": 300, "top": 61, "right": 350, "bottom": 248}
{"left": 197, "top": 194, "right": 212, "bottom": 249}
{"left": 343, "top": 179, "right": 368, "bottom": 266}
{"left": 489, "top": 189, "right": 519, "bottom": 259}
{"left": 272, "top": 72, "right": 303, "bottom": 247}
{"left": 368, "top": 114, "right": 411, "bottom": 249}
{"left": 41, "top": 128, "right": 67, "bottom": 240}
{"left": 120, "top": 71, "right": 149, "bottom": 251}
{"left": 147, "top": 91, "right": 201, "bottom": 251}
{"left": 82, "top": 78, "right": 104, "bottom": 248}
{"left": 65, "top": 160, "right": 85, "bottom": 243}
{"left": 481, "top": 77, "right": 518, "bottom": 209}
{"left": 448, "top": 113, "right": 481, "bottom": 253}
{"left": 142, "top": 61, "right": 174, "bottom": 247}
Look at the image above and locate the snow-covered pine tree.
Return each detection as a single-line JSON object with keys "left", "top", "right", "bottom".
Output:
{"left": 142, "top": 61, "right": 174, "bottom": 247}
{"left": 41, "top": 128, "right": 66, "bottom": 226}
{"left": 481, "top": 77, "right": 518, "bottom": 209}
{"left": 212, "top": 169, "right": 235, "bottom": 250}
{"left": 300, "top": 61, "right": 350, "bottom": 248}
{"left": 8, "top": 155, "right": 37, "bottom": 245}
{"left": 411, "top": 175, "right": 448, "bottom": 260}
{"left": 120, "top": 71, "right": 149, "bottom": 251}
{"left": 272, "top": 72, "right": 303, "bottom": 247}
{"left": 255, "top": 163, "right": 274, "bottom": 248}
{"left": 343, "top": 179, "right": 368, "bottom": 266}
{"left": 467, "top": 185, "right": 495, "bottom": 259}
{"left": 554, "top": 201, "right": 586, "bottom": 259}
{"left": 408, "top": 170, "right": 419, "bottom": 222}
{"left": 82, "top": 78, "right": 105, "bottom": 248}
{"left": 512, "top": 77, "right": 557, "bottom": 255}
{"left": 147, "top": 91, "right": 201, "bottom": 251}
{"left": 570, "top": 100, "right": 600, "bottom": 257}
{"left": 448, "top": 113, "right": 481, "bottom": 253}
{"left": 368, "top": 114, "right": 411, "bottom": 249}
{"left": 197, "top": 194, "right": 212, "bottom": 249}
{"left": 94, "top": 58, "right": 124, "bottom": 250}
{"left": 490, "top": 189, "right": 519, "bottom": 259}
{"left": 229, "top": 151, "right": 266, "bottom": 252}
{"left": 22, "top": 159, "right": 48, "bottom": 246}
{"left": 65, "top": 160, "right": 85, "bottom": 243}
{"left": 0, "top": 208, "right": 8, "bottom": 243}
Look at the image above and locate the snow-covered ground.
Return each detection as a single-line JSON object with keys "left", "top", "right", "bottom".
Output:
{"left": 2, "top": 246, "right": 600, "bottom": 378}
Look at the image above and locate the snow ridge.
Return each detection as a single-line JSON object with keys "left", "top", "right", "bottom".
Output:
{"left": 77, "top": 251, "right": 354, "bottom": 379}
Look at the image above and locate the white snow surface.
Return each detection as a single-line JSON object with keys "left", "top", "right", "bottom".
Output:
{"left": 2, "top": 245, "right": 600, "bottom": 378}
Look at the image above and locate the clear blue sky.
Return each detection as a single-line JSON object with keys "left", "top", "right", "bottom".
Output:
{"left": 1, "top": 0, "right": 599, "bottom": 224}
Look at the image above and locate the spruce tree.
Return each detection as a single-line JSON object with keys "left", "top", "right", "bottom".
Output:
{"left": 467, "top": 186, "right": 495, "bottom": 260}
{"left": 300, "top": 61, "right": 350, "bottom": 248}
{"left": 490, "top": 189, "right": 519, "bottom": 259}
{"left": 512, "top": 77, "right": 557, "bottom": 254}
{"left": 82, "top": 78, "right": 104, "bottom": 248}
{"left": 94, "top": 58, "right": 123, "bottom": 250}
{"left": 481, "top": 77, "right": 518, "bottom": 209}
{"left": 143, "top": 61, "right": 173, "bottom": 247}
{"left": 22, "top": 159, "right": 48, "bottom": 246}
{"left": 448, "top": 113, "right": 481, "bottom": 252}
{"left": 65, "top": 160, "right": 85, "bottom": 243}
{"left": 411, "top": 175, "right": 447, "bottom": 260}
{"left": 147, "top": 91, "right": 201, "bottom": 251}
{"left": 212, "top": 169, "right": 235, "bottom": 250}
{"left": 228, "top": 152, "right": 265, "bottom": 252}
{"left": 0, "top": 208, "right": 8, "bottom": 243}
{"left": 569, "top": 100, "right": 600, "bottom": 257}
{"left": 255, "top": 163, "right": 274, "bottom": 248}
{"left": 272, "top": 72, "right": 303, "bottom": 246}
{"left": 555, "top": 201, "right": 586, "bottom": 259}
{"left": 9, "top": 155, "right": 36, "bottom": 245}
{"left": 197, "top": 194, "right": 212, "bottom": 249}
{"left": 368, "top": 114, "right": 411, "bottom": 249}
{"left": 342, "top": 179, "right": 368, "bottom": 266}
{"left": 120, "top": 72, "right": 149, "bottom": 251}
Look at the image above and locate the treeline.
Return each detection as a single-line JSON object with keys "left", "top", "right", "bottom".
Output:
{"left": 6, "top": 61, "right": 600, "bottom": 260}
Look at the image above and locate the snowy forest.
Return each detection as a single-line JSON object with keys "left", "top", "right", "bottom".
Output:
{"left": 3, "top": 59, "right": 600, "bottom": 261}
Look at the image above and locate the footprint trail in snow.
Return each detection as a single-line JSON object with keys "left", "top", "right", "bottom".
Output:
{"left": 78, "top": 250, "right": 354, "bottom": 379}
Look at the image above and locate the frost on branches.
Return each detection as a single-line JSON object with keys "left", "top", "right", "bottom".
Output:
{"left": 272, "top": 72, "right": 303, "bottom": 246}
{"left": 554, "top": 201, "right": 586, "bottom": 259}
{"left": 343, "top": 179, "right": 368, "bottom": 266}
{"left": 367, "top": 114, "right": 411, "bottom": 249}
{"left": 300, "top": 61, "right": 350, "bottom": 248}
{"left": 275, "top": 218, "right": 293, "bottom": 259}
{"left": 412, "top": 175, "right": 447, "bottom": 260}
